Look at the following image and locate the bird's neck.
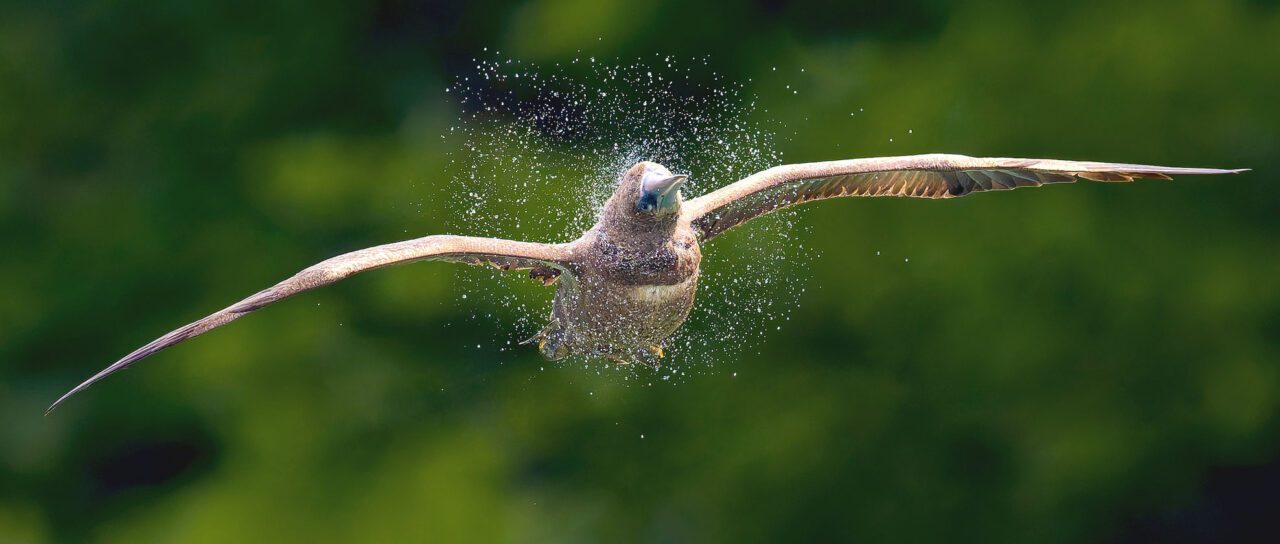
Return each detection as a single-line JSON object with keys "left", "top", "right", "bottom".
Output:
{"left": 599, "top": 219, "right": 677, "bottom": 252}
{"left": 598, "top": 203, "right": 676, "bottom": 249}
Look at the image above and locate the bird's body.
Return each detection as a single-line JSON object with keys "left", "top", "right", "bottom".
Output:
{"left": 519, "top": 162, "right": 705, "bottom": 362}
{"left": 48, "top": 154, "right": 1245, "bottom": 412}
{"left": 540, "top": 217, "right": 702, "bottom": 362}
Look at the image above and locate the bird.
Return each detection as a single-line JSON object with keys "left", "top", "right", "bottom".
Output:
{"left": 47, "top": 154, "right": 1245, "bottom": 413}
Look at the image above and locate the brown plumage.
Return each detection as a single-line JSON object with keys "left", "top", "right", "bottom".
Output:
{"left": 47, "top": 154, "right": 1245, "bottom": 412}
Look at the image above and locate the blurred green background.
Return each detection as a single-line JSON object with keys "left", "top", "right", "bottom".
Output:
{"left": 2, "top": 0, "right": 1278, "bottom": 542}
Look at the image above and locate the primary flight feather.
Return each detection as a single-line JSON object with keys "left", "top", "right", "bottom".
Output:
{"left": 47, "top": 154, "right": 1245, "bottom": 413}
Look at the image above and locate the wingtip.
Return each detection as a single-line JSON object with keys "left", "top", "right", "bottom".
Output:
{"left": 45, "top": 397, "right": 67, "bottom": 416}
{"left": 45, "top": 383, "right": 87, "bottom": 415}
{"left": 45, "top": 365, "right": 119, "bottom": 416}
{"left": 1174, "top": 167, "right": 1248, "bottom": 175}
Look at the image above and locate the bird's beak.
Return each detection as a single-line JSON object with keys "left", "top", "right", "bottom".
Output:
{"left": 643, "top": 174, "right": 688, "bottom": 211}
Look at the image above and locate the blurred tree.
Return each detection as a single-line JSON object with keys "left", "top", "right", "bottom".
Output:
{"left": 1, "top": 0, "right": 1276, "bottom": 542}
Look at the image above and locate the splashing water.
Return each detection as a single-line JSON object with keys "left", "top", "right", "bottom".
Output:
{"left": 438, "top": 53, "right": 813, "bottom": 379}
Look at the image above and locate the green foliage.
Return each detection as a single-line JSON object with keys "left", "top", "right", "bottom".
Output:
{"left": 1, "top": 0, "right": 1277, "bottom": 541}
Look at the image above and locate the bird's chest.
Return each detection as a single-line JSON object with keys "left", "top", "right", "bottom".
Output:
{"left": 599, "top": 240, "right": 700, "bottom": 322}
{"left": 593, "top": 235, "right": 700, "bottom": 286}
{"left": 552, "top": 235, "right": 701, "bottom": 348}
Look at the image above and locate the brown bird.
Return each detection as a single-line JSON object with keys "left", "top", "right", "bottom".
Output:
{"left": 48, "top": 154, "right": 1244, "bottom": 412}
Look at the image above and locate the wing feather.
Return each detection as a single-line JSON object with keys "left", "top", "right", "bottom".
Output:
{"left": 47, "top": 235, "right": 578, "bottom": 413}
{"left": 683, "top": 154, "right": 1245, "bottom": 240}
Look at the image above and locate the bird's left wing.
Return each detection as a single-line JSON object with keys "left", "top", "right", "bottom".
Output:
{"left": 682, "top": 154, "right": 1245, "bottom": 241}
{"left": 47, "top": 235, "right": 578, "bottom": 413}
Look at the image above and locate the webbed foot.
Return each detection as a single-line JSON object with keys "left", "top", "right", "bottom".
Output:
{"left": 523, "top": 325, "right": 569, "bottom": 361}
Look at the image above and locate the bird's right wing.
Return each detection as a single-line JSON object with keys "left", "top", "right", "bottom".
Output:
{"left": 682, "top": 154, "right": 1245, "bottom": 241}
{"left": 48, "top": 234, "right": 579, "bottom": 413}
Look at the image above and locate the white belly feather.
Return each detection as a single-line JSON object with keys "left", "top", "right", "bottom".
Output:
{"left": 627, "top": 278, "right": 693, "bottom": 304}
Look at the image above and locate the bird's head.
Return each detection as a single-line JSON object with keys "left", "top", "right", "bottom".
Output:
{"left": 599, "top": 162, "right": 690, "bottom": 239}
{"left": 624, "top": 161, "right": 688, "bottom": 218}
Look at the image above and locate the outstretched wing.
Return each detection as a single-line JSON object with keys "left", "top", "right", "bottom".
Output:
{"left": 48, "top": 235, "right": 579, "bottom": 413}
{"left": 682, "top": 154, "right": 1245, "bottom": 240}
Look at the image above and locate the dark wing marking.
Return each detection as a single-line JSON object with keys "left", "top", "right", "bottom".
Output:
{"left": 682, "top": 154, "right": 1246, "bottom": 240}
{"left": 47, "top": 235, "right": 578, "bottom": 413}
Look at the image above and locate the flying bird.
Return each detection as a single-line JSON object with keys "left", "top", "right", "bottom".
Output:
{"left": 48, "top": 154, "right": 1244, "bottom": 412}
